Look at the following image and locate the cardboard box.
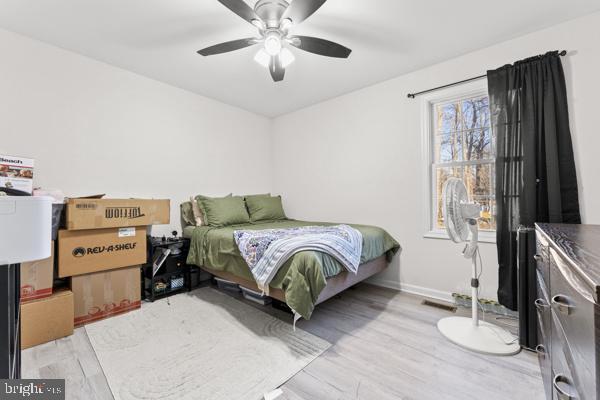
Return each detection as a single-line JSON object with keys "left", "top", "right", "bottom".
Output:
{"left": 70, "top": 266, "right": 141, "bottom": 326}
{"left": 66, "top": 198, "right": 170, "bottom": 230}
{"left": 58, "top": 227, "right": 147, "bottom": 278}
{"left": 20, "top": 241, "right": 54, "bottom": 302}
{"left": 20, "top": 290, "right": 74, "bottom": 349}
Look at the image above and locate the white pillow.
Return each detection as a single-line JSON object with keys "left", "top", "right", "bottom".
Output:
{"left": 190, "top": 196, "right": 203, "bottom": 226}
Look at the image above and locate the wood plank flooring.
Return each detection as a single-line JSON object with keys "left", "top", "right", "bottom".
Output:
{"left": 22, "top": 284, "right": 544, "bottom": 400}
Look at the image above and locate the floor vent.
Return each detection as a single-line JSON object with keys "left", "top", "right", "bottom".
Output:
{"left": 421, "top": 300, "right": 457, "bottom": 313}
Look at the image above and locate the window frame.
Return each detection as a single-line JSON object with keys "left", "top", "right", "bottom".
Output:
{"left": 420, "top": 79, "right": 496, "bottom": 243}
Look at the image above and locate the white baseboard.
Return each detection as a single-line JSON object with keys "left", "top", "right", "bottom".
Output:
{"left": 368, "top": 278, "right": 454, "bottom": 303}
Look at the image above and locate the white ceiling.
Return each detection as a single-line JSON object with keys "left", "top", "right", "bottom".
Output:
{"left": 1, "top": 0, "right": 599, "bottom": 117}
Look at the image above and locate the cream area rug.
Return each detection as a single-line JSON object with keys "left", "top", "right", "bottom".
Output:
{"left": 85, "top": 287, "right": 330, "bottom": 400}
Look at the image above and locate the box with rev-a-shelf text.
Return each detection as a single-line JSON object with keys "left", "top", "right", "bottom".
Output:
{"left": 65, "top": 198, "right": 170, "bottom": 230}
{"left": 70, "top": 266, "right": 141, "bottom": 326}
{"left": 57, "top": 226, "right": 147, "bottom": 277}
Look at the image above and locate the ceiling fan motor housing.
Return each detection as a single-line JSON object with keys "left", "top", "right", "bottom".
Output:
{"left": 254, "top": 0, "right": 290, "bottom": 27}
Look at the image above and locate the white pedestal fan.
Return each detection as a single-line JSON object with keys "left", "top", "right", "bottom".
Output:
{"left": 437, "top": 178, "right": 520, "bottom": 356}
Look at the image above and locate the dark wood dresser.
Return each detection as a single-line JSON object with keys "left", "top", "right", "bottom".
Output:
{"left": 535, "top": 223, "right": 600, "bottom": 400}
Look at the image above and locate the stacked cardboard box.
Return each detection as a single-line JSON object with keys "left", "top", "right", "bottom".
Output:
{"left": 59, "top": 198, "right": 169, "bottom": 326}
{"left": 71, "top": 266, "right": 141, "bottom": 326}
{"left": 21, "top": 290, "right": 74, "bottom": 349}
{"left": 19, "top": 198, "right": 169, "bottom": 348}
{"left": 57, "top": 227, "right": 146, "bottom": 278}
{"left": 19, "top": 242, "right": 75, "bottom": 349}
{"left": 20, "top": 242, "right": 54, "bottom": 302}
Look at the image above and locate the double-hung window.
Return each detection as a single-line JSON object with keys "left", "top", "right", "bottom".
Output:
{"left": 422, "top": 81, "right": 496, "bottom": 242}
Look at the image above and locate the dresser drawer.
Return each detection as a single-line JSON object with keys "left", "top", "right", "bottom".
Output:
{"left": 549, "top": 247, "right": 597, "bottom": 399}
{"left": 551, "top": 316, "right": 581, "bottom": 400}
{"left": 535, "top": 233, "right": 550, "bottom": 289}
{"left": 535, "top": 271, "right": 552, "bottom": 400}
{"left": 535, "top": 270, "right": 552, "bottom": 346}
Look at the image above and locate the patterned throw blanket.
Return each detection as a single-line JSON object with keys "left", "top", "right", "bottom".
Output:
{"left": 234, "top": 225, "right": 363, "bottom": 294}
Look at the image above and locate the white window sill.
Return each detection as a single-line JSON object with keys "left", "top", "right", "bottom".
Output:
{"left": 424, "top": 230, "right": 497, "bottom": 244}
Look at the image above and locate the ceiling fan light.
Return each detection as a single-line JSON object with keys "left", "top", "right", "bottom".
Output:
{"left": 280, "top": 18, "right": 293, "bottom": 32}
{"left": 280, "top": 48, "right": 295, "bottom": 68}
{"left": 264, "top": 33, "right": 282, "bottom": 56}
{"left": 254, "top": 49, "right": 271, "bottom": 68}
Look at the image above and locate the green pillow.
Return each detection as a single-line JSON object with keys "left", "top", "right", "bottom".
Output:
{"left": 244, "top": 193, "right": 270, "bottom": 199}
{"left": 245, "top": 195, "right": 287, "bottom": 222}
{"left": 195, "top": 193, "right": 232, "bottom": 222}
{"left": 243, "top": 193, "right": 270, "bottom": 209}
{"left": 201, "top": 196, "right": 250, "bottom": 227}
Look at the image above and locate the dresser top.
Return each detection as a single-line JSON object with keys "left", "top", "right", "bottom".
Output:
{"left": 536, "top": 223, "right": 600, "bottom": 290}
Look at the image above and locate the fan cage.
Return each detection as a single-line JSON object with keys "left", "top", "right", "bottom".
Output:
{"left": 442, "top": 178, "right": 470, "bottom": 243}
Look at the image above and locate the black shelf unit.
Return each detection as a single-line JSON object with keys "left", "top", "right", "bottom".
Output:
{"left": 142, "top": 237, "right": 190, "bottom": 302}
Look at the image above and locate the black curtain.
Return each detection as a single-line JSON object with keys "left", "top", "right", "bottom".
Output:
{"left": 487, "top": 51, "right": 581, "bottom": 347}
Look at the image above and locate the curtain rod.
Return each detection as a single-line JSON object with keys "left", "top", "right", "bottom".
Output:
{"left": 407, "top": 50, "right": 567, "bottom": 99}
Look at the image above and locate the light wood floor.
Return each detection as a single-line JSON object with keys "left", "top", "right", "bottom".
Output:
{"left": 22, "top": 284, "right": 544, "bottom": 400}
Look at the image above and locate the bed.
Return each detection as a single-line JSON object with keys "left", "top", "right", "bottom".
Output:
{"left": 181, "top": 207, "right": 400, "bottom": 320}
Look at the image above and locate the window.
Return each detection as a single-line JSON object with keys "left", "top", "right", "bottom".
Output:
{"left": 421, "top": 81, "right": 496, "bottom": 242}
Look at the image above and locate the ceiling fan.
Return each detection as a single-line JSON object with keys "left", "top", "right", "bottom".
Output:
{"left": 197, "top": 0, "right": 352, "bottom": 82}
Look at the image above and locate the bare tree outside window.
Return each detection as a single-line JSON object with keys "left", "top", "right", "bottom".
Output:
{"left": 432, "top": 95, "right": 496, "bottom": 231}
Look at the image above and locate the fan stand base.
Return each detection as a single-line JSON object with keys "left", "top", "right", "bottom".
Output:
{"left": 437, "top": 316, "right": 521, "bottom": 356}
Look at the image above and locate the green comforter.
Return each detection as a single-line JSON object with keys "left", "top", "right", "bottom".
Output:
{"left": 186, "top": 219, "right": 400, "bottom": 319}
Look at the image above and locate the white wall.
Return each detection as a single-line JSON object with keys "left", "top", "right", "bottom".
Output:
{"left": 0, "top": 29, "right": 272, "bottom": 236}
{"left": 271, "top": 12, "right": 600, "bottom": 301}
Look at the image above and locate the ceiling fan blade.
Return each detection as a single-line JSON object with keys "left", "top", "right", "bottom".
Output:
{"left": 281, "top": 0, "right": 327, "bottom": 25}
{"left": 217, "top": 0, "right": 261, "bottom": 24}
{"left": 269, "top": 55, "right": 285, "bottom": 82}
{"left": 197, "top": 38, "right": 257, "bottom": 56}
{"left": 289, "top": 36, "right": 351, "bottom": 58}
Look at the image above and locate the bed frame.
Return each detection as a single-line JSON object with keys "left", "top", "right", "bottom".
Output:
{"left": 199, "top": 255, "right": 388, "bottom": 305}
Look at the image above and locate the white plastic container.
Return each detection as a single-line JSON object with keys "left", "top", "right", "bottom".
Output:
{"left": 214, "top": 277, "right": 240, "bottom": 293}
{"left": 0, "top": 196, "right": 52, "bottom": 265}
{"left": 241, "top": 286, "right": 272, "bottom": 306}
